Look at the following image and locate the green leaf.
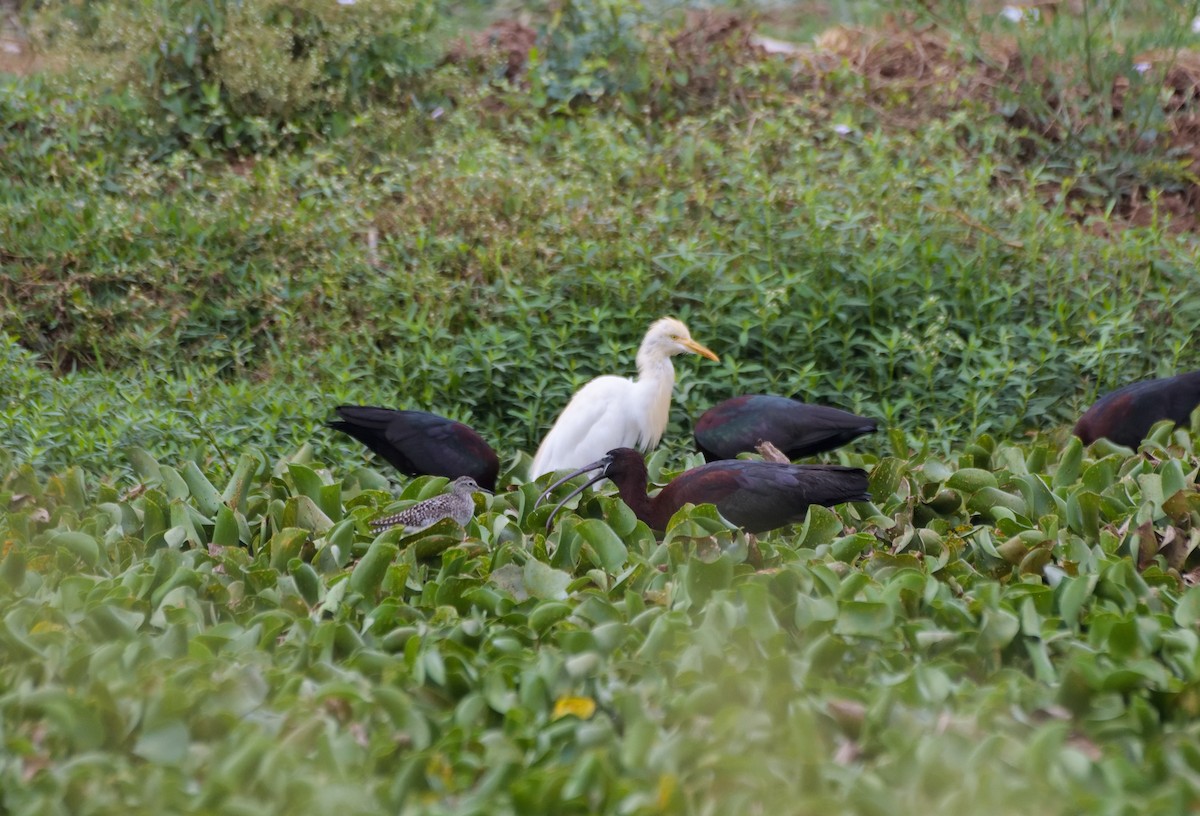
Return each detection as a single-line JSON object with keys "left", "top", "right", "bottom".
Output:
{"left": 523, "top": 558, "right": 571, "bottom": 600}
{"left": 222, "top": 453, "right": 260, "bottom": 512}
{"left": 349, "top": 537, "right": 399, "bottom": 597}
{"left": 834, "top": 601, "right": 895, "bottom": 638}
{"left": 181, "top": 461, "right": 222, "bottom": 517}
{"left": 868, "top": 457, "right": 906, "bottom": 499}
{"left": 282, "top": 495, "right": 333, "bottom": 535}
{"left": 212, "top": 505, "right": 241, "bottom": 548}
{"left": 797, "top": 504, "right": 843, "bottom": 548}
{"left": 288, "top": 463, "right": 325, "bottom": 504}
{"left": 1053, "top": 437, "right": 1083, "bottom": 489}
{"left": 52, "top": 531, "right": 100, "bottom": 567}
{"left": 128, "top": 448, "right": 164, "bottom": 484}
{"left": 1175, "top": 587, "right": 1200, "bottom": 628}
{"left": 576, "top": 519, "right": 628, "bottom": 573}
{"left": 133, "top": 720, "right": 190, "bottom": 765}
{"left": 269, "top": 527, "right": 309, "bottom": 572}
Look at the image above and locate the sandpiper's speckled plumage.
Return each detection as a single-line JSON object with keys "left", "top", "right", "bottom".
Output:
{"left": 370, "top": 476, "right": 487, "bottom": 533}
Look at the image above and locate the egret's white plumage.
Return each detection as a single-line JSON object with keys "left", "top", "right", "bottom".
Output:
{"left": 530, "top": 317, "right": 719, "bottom": 479}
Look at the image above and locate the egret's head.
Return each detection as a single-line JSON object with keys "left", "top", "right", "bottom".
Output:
{"left": 641, "top": 317, "right": 720, "bottom": 362}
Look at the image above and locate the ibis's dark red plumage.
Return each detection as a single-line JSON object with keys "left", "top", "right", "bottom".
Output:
{"left": 329, "top": 406, "right": 500, "bottom": 491}
{"left": 695, "top": 395, "right": 878, "bottom": 461}
{"left": 541, "top": 447, "right": 870, "bottom": 534}
{"left": 1074, "top": 371, "right": 1200, "bottom": 449}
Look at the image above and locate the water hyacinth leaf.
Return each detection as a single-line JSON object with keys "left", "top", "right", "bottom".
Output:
{"left": 169, "top": 499, "right": 205, "bottom": 548}
{"left": 62, "top": 467, "right": 87, "bottom": 510}
{"left": 319, "top": 483, "right": 343, "bottom": 521}
{"left": 529, "top": 601, "right": 572, "bottom": 634}
{"left": 575, "top": 519, "right": 628, "bottom": 573}
{"left": 347, "top": 467, "right": 391, "bottom": 492}
{"left": 1065, "top": 490, "right": 1102, "bottom": 540}
{"left": 1147, "top": 419, "right": 1177, "bottom": 447}
{"left": 868, "top": 457, "right": 906, "bottom": 500}
{"left": 181, "top": 461, "right": 222, "bottom": 517}
{"left": 1053, "top": 437, "right": 1083, "bottom": 489}
{"left": 133, "top": 720, "right": 190, "bottom": 765}
{"left": 490, "top": 563, "right": 528, "bottom": 601}
{"left": 404, "top": 517, "right": 466, "bottom": 559}
{"left": 681, "top": 554, "right": 735, "bottom": 607}
{"left": 52, "top": 530, "right": 100, "bottom": 568}
{"left": 797, "top": 504, "right": 843, "bottom": 548}
{"left": 400, "top": 477, "right": 450, "bottom": 502}
{"left": 978, "top": 607, "right": 1020, "bottom": 651}
{"left": 1, "top": 549, "right": 26, "bottom": 589}
{"left": 1175, "top": 587, "right": 1200, "bottom": 628}
{"left": 967, "top": 487, "right": 1028, "bottom": 521}
{"left": 221, "top": 453, "right": 261, "bottom": 513}
{"left": 1163, "top": 490, "right": 1200, "bottom": 525}
{"left": 212, "top": 504, "right": 241, "bottom": 548}
{"left": 349, "top": 537, "right": 399, "bottom": 597}
{"left": 1015, "top": 473, "right": 1059, "bottom": 519}
{"left": 946, "top": 468, "right": 997, "bottom": 492}
{"left": 142, "top": 491, "right": 168, "bottom": 544}
{"left": 920, "top": 459, "right": 953, "bottom": 484}
{"left": 268, "top": 527, "right": 309, "bottom": 571}
{"left": 834, "top": 601, "right": 894, "bottom": 638}
{"left": 739, "top": 581, "right": 781, "bottom": 640}
{"left": 593, "top": 496, "right": 638, "bottom": 538}
{"left": 287, "top": 463, "right": 325, "bottom": 505}
{"left": 523, "top": 558, "right": 571, "bottom": 600}
{"left": 128, "top": 447, "right": 164, "bottom": 484}
{"left": 1018, "top": 546, "right": 1052, "bottom": 576}
{"left": 1058, "top": 574, "right": 1098, "bottom": 627}
{"left": 289, "top": 559, "right": 322, "bottom": 606}
{"left": 1081, "top": 457, "right": 1118, "bottom": 493}
{"left": 662, "top": 503, "right": 738, "bottom": 547}
{"left": 281, "top": 495, "right": 333, "bottom": 535}
{"left": 1138, "top": 473, "right": 1165, "bottom": 517}
{"left": 830, "top": 532, "right": 875, "bottom": 563}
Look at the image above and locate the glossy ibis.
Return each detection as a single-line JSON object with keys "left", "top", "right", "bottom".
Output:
{"left": 370, "top": 476, "right": 490, "bottom": 532}
{"left": 539, "top": 447, "right": 870, "bottom": 534}
{"left": 694, "top": 395, "right": 878, "bottom": 461}
{"left": 329, "top": 406, "right": 500, "bottom": 491}
{"left": 1074, "top": 371, "right": 1200, "bottom": 449}
{"left": 530, "top": 318, "right": 719, "bottom": 479}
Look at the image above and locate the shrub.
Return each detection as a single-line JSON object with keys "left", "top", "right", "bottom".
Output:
{"left": 908, "top": 0, "right": 1200, "bottom": 219}
{"left": 40, "top": 0, "right": 446, "bottom": 155}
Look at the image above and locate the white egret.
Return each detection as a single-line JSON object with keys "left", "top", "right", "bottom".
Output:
{"left": 530, "top": 317, "right": 719, "bottom": 479}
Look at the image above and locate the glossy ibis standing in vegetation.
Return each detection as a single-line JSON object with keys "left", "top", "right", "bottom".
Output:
{"left": 694, "top": 395, "right": 878, "bottom": 461}
{"left": 1074, "top": 371, "right": 1200, "bottom": 449}
{"left": 369, "top": 476, "right": 490, "bottom": 532}
{"left": 329, "top": 406, "right": 500, "bottom": 491}
{"left": 530, "top": 318, "right": 720, "bottom": 479}
{"left": 539, "top": 447, "right": 870, "bottom": 534}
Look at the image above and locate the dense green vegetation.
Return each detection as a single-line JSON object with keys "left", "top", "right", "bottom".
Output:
{"left": 4, "top": 0, "right": 1200, "bottom": 812}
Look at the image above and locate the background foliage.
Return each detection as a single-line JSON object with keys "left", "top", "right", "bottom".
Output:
{"left": 4, "top": 0, "right": 1200, "bottom": 812}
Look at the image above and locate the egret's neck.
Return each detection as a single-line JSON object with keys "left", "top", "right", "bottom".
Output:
{"left": 633, "top": 351, "right": 676, "bottom": 449}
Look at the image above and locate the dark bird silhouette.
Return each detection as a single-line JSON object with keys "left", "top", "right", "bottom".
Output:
{"left": 539, "top": 447, "right": 870, "bottom": 534}
{"left": 1074, "top": 371, "right": 1200, "bottom": 449}
{"left": 329, "top": 406, "right": 500, "bottom": 491}
{"left": 694, "top": 395, "right": 878, "bottom": 461}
